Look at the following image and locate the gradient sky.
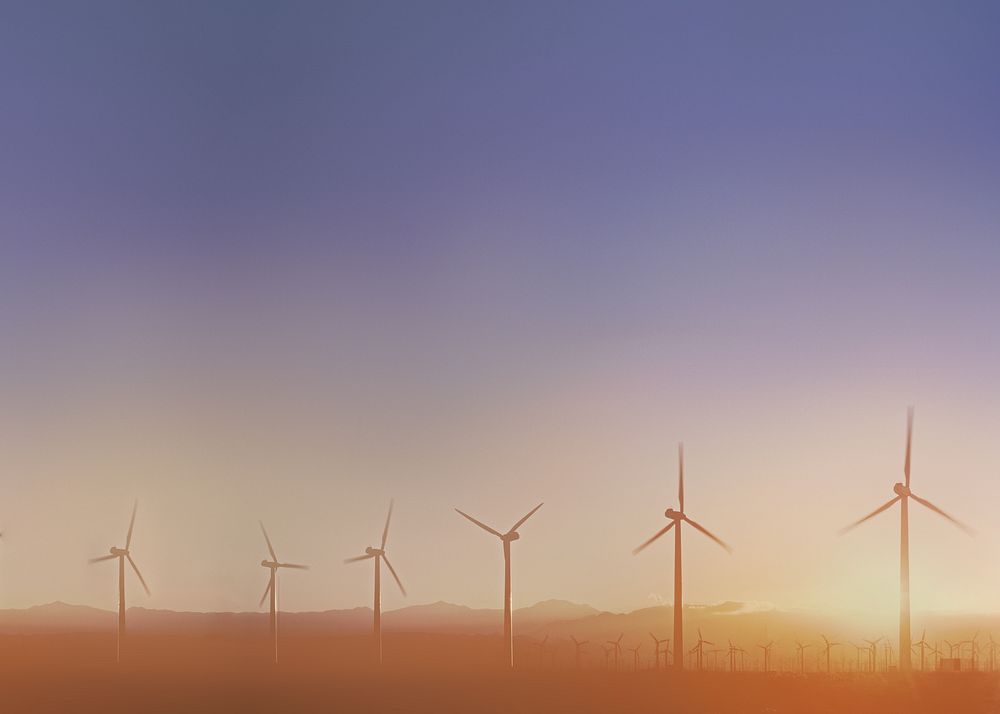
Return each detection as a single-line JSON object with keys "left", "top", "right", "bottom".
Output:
{"left": 1, "top": 2, "right": 1000, "bottom": 620}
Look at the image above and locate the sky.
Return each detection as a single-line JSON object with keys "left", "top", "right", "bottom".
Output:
{"left": 1, "top": 1, "right": 1000, "bottom": 621}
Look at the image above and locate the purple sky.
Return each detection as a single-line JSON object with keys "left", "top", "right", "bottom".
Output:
{"left": 1, "top": 2, "right": 999, "bottom": 616}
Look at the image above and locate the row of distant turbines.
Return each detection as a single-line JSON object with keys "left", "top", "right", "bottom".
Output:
{"left": 80, "top": 407, "right": 972, "bottom": 670}
{"left": 520, "top": 629, "right": 1000, "bottom": 674}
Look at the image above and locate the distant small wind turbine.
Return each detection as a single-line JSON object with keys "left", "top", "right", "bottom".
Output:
{"left": 633, "top": 444, "right": 732, "bottom": 670}
{"left": 986, "top": 635, "right": 998, "bottom": 673}
{"left": 601, "top": 644, "right": 612, "bottom": 669}
{"left": 570, "top": 636, "right": 589, "bottom": 669}
{"left": 607, "top": 633, "right": 624, "bottom": 671}
{"left": 345, "top": 500, "right": 406, "bottom": 666}
{"left": 863, "top": 637, "right": 883, "bottom": 673}
{"left": 89, "top": 501, "right": 151, "bottom": 663}
{"left": 820, "top": 635, "right": 840, "bottom": 673}
{"left": 757, "top": 641, "right": 775, "bottom": 672}
{"left": 455, "top": 502, "right": 543, "bottom": 670}
{"left": 258, "top": 522, "right": 308, "bottom": 664}
{"left": 628, "top": 643, "right": 642, "bottom": 670}
{"left": 839, "top": 408, "right": 975, "bottom": 672}
{"left": 690, "top": 628, "right": 713, "bottom": 671}
{"left": 913, "top": 629, "right": 931, "bottom": 671}
{"left": 795, "top": 641, "right": 810, "bottom": 674}
{"left": 529, "top": 635, "right": 549, "bottom": 667}
{"left": 649, "top": 632, "right": 669, "bottom": 669}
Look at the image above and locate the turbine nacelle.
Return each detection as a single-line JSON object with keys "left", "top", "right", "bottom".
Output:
{"left": 664, "top": 508, "right": 684, "bottom": 521}
{"left": 110, "top": 547, "right": 128, "bottom": 556}
{"left": 893, "top": 483, "right": 911, "bottom": 497}
{"left": 501, "top": 532, "right": 520, "bottom": 542}
{"left": 365, "top": 546, "right": 385, "bottom": 556}
{"left": 261, "top": 559, "right": 279, "bottom": 568}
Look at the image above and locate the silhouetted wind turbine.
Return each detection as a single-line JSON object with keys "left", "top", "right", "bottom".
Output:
{"left": 690, "top": 628, "right": 713, "bottom": 671}
{"left": 455, "top": 502, "right": 543, "bottom": 670}
{"left": 257, "top": 522, "right": 308, "bottom": 664}
{"left": 529, "top": 635, "right": 549, "bottom": 667}
{"left": 601, "top": 644, "right": 612, "bottom": 669}
{"left": 649, "top": 632, "right": 669, "bottom": 669}
{"left": 913, "top": 629, "right": 930, "bottom": 671}
{"left": 757, "top": 641, "right": 775, "bottom": 672}
{"left": 89, "top": 501, "right": 150, "bottom": 663}
{"left": 820, "top": 635, "right": 839, "bottom": 673}
{"left": 863, "top": 637, "right": 883, "bottom": 673}
{"left": 570, "top": 636, "right": 589, "bottom": 669}
{"left": 795, "top": 641, "right": 810, "bottom": 674}
{"left": 607, "top": 633, "right": 624, "bottom": 671}
{"left": 628, "top": 643, "right": 642, "bottom": 670}
{"left": 633, "top": 443, "right": 732, "bottom": 670}
{"left": 839, "top": 408, "right": 974, "bottom": 671}
{"left": 345, "top": 500, "right": 406, "bottom": 666}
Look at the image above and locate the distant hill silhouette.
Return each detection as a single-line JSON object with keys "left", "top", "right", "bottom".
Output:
{"left": 2, "top": 599, "right": 997, "bottom": 660}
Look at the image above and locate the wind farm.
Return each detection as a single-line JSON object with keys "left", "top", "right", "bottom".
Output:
{"left": 3, "top": 0, "right": 1000, "bottom": 711}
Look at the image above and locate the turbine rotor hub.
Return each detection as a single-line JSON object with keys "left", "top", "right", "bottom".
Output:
{"left": 366, "top": 547, "right": 385, "bottom": 556}
{"left": 110, "top": 547, "right": 127, "bottom": 556}
{"left": 893, "top": 483, "right": 910, "bottom": 497}
{"left": 502, "top": 532, "right": 520, "bottom": 542}
{"left": 664, "top": 508, "right": 683, "bottom": 521}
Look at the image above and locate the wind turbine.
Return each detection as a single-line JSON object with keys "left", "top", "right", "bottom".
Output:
{"left": 757, "top": 641, "right": 775, "bottom": 672}
{"left": 257, "top": 522, "right": 308, "bottom": 664}
{"left": 633, "top": 443, "right": 732, "bottom": 670}
{"left": 89, "top": 501, "right": 150, "bottom": 663}
{"left": 345, "top": 500, "right": 406, "bottom": 666}
{"left": 570, "top": 636, "right": 589, "bottom": 669}
{"left": 795, "top": 641, "right": 810, "bottom": 674}
{"left": 863, "top": 637, "right": 883, "bottom": 673}
{"left": 851, "top": 643, "right": 865, "bottom": 672}
{"left": 728, "top": 640, "right": 739, "bottom": 672}
{"left": 690, "top": 628, "right": 713, "bottom": 671}
{"left": 913, "top": 629, "right": 931, "bottom": 671}
{"left": 601, "top": 644, "right": 612, "bottom": 669}
{"left": 839, "top": 408, "right": 974, "bottom": 671}
{"left": 529, "top": 635, "right": 549, "bottom": 667}
{"left": 628, "top": 643, "right": 642, "bottom": 670}
{"left": 820, "top": 635, "right": 840, "bottom": 674}
{"left": 649, "top": 632, "right": 669, "bottom": 669}
{"left": 606, "top": 633, "right": 624, "bottom": 671}
{"left": 455, "top": 502, "right": 543, "bottom": 669}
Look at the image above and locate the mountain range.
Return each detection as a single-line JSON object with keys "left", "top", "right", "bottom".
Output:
{"left": 1, "top": 600, "right": 996, "bottom": 655}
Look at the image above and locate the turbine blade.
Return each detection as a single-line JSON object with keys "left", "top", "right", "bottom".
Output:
{"left": 89, "top": 554, "right": 117, "bottom": 563}
{"left": 632, "top": 521, "right": 675, "bottom": 555}
{"left": 837, "top": 496, "right": 901, "bottom": 535}
{"left": 381, "top": 553, "right": 406, "bottom": 596}
{"left": 678, "top": 443, "right": 685, "bottom": 513}
{"left": 684, "top": 517, "right": 732, "bottom": 553}
{"left": 509, "top": 502, "right": 544, "bottom": 533}
{"left": 381, "top": 500, "right": 393, "bottom": 549}
{"left": 259, "top": 578, "right": 273, "bottom": 608}
{"left": 125, "top": 500, "right": 138, "bottom": 550}
{"left": 344, "top": 553, "right": 375, "bottom": 564}
{"left": 279, "top": 562, "right": 309, "bottom": 570}
{"left": 259, "top": 521, "right": 278, "bottom": 561}
{"left": 904, "top": 407, "right": 914, "bottom": 488}
{"left": 454, "top": 509, "right": 502, "bottom": 537}
{"left": 127, "top": 554, "right": 151, "bottom": 596}
{"left": 910, "top": 493, "right": 976, "bottom": 535}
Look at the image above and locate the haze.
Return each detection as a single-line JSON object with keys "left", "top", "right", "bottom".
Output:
{"left": 1, "top": 2, "right": 999, "bottom": 622}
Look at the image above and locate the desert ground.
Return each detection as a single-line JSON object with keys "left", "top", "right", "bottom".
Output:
{"left": 3, "top": 633, "right": 1000, "bottom": 713}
